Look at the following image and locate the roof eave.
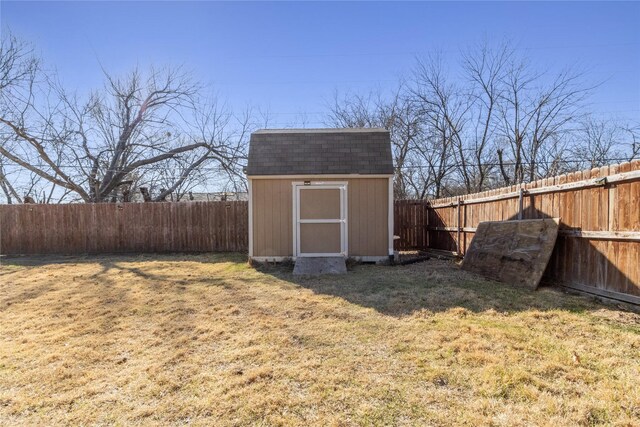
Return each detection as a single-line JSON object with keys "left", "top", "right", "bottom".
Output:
{"left": 246, "top": 173, "right": 394, "bottom": 178}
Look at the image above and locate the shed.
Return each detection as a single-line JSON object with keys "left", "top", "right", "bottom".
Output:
{"left": 246, "top": 129, "right": 393, "bottom": 261}
{"left": 246, "top": 128, "right": 394, "bottom": 262}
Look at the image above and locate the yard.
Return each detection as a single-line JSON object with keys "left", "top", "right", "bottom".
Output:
{"left": 1, "top": 254, "right": 639, "bottom": 426}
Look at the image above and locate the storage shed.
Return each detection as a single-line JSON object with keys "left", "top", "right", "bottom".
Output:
{"left": 246, "top": 128, "right": 394, "bottom": 262}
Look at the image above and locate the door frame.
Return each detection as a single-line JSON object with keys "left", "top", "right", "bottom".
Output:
{"left": 292, "top": 181, "right": 348, "bottom": 258}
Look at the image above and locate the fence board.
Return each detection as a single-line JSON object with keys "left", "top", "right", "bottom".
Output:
{"left": 0, "top": 201, "right": 249, "bottom": 255}
{"left": 3, "top": 162, "right": 639, "bottom": 304}
{"left": 418, "top": 160, "right": 640, "bottom": 304}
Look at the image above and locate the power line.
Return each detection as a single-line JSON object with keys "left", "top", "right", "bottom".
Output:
{"left": 399, "top": 157, "right": 639, "bottom": 170}
{"left": 248, "top": 107, "right": 640, "bottom": 116}
{"left": 2, "top": 156, "right": 637, "bottom": 173}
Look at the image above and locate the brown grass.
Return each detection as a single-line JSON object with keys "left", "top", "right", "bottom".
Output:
{"left": 1, "top": 254, "right": 639, "bottom": 426}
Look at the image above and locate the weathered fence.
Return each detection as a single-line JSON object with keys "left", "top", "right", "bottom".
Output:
{"left": 2, "top": 161, "right": 638, "bottom": 304}
{"left": 393, "top": 200, "right": 429, "bottom": 251}
{"left": 400, "top": 160, "right": 639, "bottom": 304}
{"left": 0, "top": 201, "right": 248, "bottom": 255}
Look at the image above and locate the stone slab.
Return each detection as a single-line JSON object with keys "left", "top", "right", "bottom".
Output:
{"left": 293, "top": 257, "right": 347, "bottom": 276}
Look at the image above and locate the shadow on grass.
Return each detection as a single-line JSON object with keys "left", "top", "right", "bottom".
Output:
{"left": 1, "top": 252, "right": 628, "bottom": 317}
{"left": 0, "top": 252, "right": 247, "bottom": 267}
{"left": 257, "top": 259, "right": 611, "bottom": 316}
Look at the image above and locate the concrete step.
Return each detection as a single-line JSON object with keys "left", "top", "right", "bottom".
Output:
{"left": 293, "top": 257, "right": 347, "bottom": 276}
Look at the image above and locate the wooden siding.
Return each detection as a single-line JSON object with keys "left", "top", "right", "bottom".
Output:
{"left": 251, "top": 177, "right": 389, "bottom": 257}
{"left": 0, "top": 201, "right": 248, "bottom": 255}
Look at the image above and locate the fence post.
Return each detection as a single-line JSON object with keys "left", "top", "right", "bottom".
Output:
{"left": 518, "top": 187, "right": 524, "bottom": 220}
{"left": 456, "top": 198, "right": 462, "bottom": 255}
{"left": 462, "top": 200, "right": 466, "bottom": 254}
{"left": 425, "top": 201, "right": 429, "bottom": 250}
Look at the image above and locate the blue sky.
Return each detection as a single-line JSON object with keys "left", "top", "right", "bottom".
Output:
{"left": 2, "top": 1, "right": 639, "bottom": 126}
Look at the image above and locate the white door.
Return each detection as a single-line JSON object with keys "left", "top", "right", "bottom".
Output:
{"left": 293, "top": 183, "right": 347, "bottom": 257}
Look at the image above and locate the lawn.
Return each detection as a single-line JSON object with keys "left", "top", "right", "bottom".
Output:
{"left": 1, "top": 254, "right": 639, "bottom": 426}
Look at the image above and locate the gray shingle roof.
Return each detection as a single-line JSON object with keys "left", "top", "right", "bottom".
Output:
{"left": 246, "top": 128, "right": 393, "bottom": 176}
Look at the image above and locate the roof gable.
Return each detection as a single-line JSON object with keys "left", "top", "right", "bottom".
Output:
{"left": 246, "top": 128, "right": 393, "bottom": 176}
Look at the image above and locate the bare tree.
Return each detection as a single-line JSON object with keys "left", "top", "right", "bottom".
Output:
{"left": 571, "top": 117, "right": 640, "bottom": 170}
{"left": 574, "top": 117, "right": 625, "bottom": 169}
{"left": 138, "top": 102, "right": 252, "bottom": 201}
{"left": 411, "top": 55, "right": 467, "bottom": 197}
{"left": 0, "top": 33, "right": 248, "bottom": 203}
{"left": 326, "top": 87, "right": 423, "bottom": 198}
{"left": 460, "top": 42, "right": 511, "bottom": 191}
{"left": 0, "top": 160, "right": 21, "bottom": 203}
{"left": 622, "top": 122, "right": 640, "bottom": 161}
{"left": 0, "top": 32, "right": 38, "bottom": 100}
{"left": 0, "top": 32, "right": 38, "bottom": 203}
{"left": 497, "top": 58, "right": 591, "bottom": 184}
{"left": 326, "top": 42, "right": 607, "bottom": 197}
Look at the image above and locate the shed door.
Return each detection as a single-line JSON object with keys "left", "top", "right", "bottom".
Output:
{"left": 294, "top": 183, "right": 347, "bottom": 257}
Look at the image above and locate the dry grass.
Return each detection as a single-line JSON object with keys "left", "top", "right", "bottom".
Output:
{"left": 1, "top": 254, "right": 639, "bottom": 426}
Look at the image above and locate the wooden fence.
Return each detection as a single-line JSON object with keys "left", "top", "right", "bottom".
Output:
{"left": 393, "top": 200, "right": 429, "bottom": 251}
{"left": 0, "top": 201, "right": 248, "bottom": 255}
{"left": 2, "top": 161, "right": 638, "bottom": 304}
{"left": 395, "top": 160, "right": 640, "bottom": 304}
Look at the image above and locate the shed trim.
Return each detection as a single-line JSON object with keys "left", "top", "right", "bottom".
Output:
{"left": 251, "top": 256, "right": 291, "bottom": 262}
{"left": 253, "top": 128, "right": 388, "bottom": 134}
{"left": 388, "top": 177, "right": 394, "bottom": 256}
{"left": 248, "top": 178, "right": 253, "bottom": 257}
{"left": 292, "top": 181, "right": 348, "bottom": 258}
{"left": 250, "top": 256, "right": 388, "bottom": 263}
{"left": 247, "top": 174, "right": 393, "bottom": 179}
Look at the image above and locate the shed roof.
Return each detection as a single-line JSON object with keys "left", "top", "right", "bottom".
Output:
{"left": 246, "top": 128, "right": 393, "bottom": 176}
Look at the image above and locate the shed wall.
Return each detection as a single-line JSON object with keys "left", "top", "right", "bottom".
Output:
{"left": 251, "top": 177, "right": 389, "bottom": 257}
